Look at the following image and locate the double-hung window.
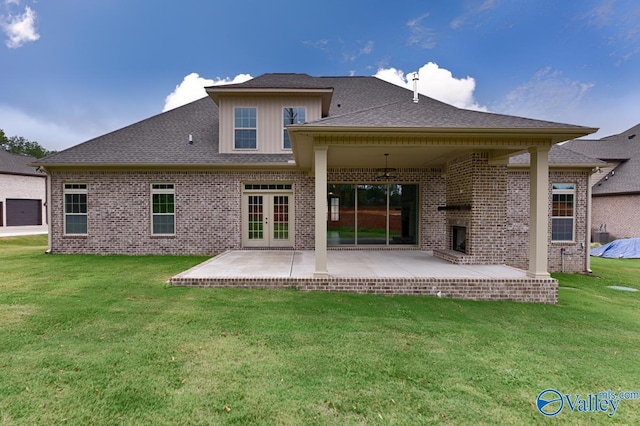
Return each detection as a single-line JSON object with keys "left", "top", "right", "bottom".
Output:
{"left": 552, "top": 183, "right": 575, "bottom": 241}
{"left": 64, "top": 183, "right": 87, "bottom": 235}
{"left": 151, "top": 183, "right": 175, "bottom": 235}
{"left": 234, "top": 107, "right": 257, "bottom": 149}
{"left": 283, "top": 107, "right": 305, "bottom": 149}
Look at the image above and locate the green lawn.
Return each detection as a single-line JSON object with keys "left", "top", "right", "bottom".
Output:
{"left": 1, "top": 236, "right": 639, "bottom": 425}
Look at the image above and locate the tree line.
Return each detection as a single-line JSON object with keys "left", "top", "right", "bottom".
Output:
{"left": 0, "top": 128, "right": 56, "bottom": 159}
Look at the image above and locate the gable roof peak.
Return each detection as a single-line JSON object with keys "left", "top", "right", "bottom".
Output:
{"left": 207, "top": 73, "right": 330, "bottom": 90}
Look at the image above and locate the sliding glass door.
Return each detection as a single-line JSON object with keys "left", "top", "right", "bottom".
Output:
{"left": 327, "top": 183, "right": 418, "bottom": 246}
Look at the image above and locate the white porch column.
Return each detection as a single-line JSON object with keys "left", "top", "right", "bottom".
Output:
{"left": 528, "top": 146, "right": 551, "bottom": 278}
{"left": 586, "top": 174, "right": 593, "bottom": 273}
{"left": 314, "top": 145, "right": 329, "bottom": 277}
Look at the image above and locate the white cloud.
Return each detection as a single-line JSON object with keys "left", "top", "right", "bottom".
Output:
{"left": 578, "top": 0, "right": 640, "bottom": 64}
{"left": 407, "top": 13, "right": 437, "bottom": 49}
{"left": 163, "top": 73, "right": 253, "bottom": 112}
{"left": 494, "top": 67, "right": 594, "bottom": 121}
{"left": 450, "top": 0, "right": 501, "bottom": 30}
{"left": 302, "top": 39, "right": 329, "bottom": 51}
{"left": 360, "top": 40, "right": 374, "bottom": 55}
{"left": 1, "top": 5, "right": 39, "bottom": 49}
{"left": 374, "top": 62, "right": 487, "bottom": 111}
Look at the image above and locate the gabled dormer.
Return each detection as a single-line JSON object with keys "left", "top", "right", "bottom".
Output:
{"left": 206, "top": 73, "right": 333, "bottom": 154}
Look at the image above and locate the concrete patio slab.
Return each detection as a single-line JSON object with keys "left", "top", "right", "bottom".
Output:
{"left": 171, "top": 250, "right": 557, "bottom": 304}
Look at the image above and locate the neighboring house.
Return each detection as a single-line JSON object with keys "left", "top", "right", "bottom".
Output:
{"left": 0, "top": 149, "right": 47, "bottom": 227}
{"left": 564, "top": 123, "right": 640, "bottom": 242}
{"left": 34, "top": 73, "right": 599, "bottom": 277}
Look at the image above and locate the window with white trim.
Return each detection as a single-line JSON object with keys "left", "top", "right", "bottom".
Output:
{"left": 552, "top": 183, "right": 575, "bottom": 241}
{"left": 283, "top": 107, "right": 305, "bottom": 149}
{"left": 234, "top": 107, "right": 257, "bottom": 149}
{"left": 151, "top": 183, "right": 175, "bottom": 235}
{"left": 64, "top": 183, "right": 87, "bottom": 235}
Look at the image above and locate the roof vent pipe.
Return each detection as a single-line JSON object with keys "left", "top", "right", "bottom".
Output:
{"left": 412, "top": 72, "right": 419, "bottom": 103}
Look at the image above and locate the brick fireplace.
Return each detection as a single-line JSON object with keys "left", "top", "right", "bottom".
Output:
{"left": 452, "top": 225, "right": 467, "bottom": 253}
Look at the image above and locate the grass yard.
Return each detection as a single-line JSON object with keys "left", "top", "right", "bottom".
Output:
{"left": 1, "top": 236, "right": 639, "bottom": 425}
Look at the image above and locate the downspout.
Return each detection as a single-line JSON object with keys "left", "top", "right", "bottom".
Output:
{"left": 585, "top": 172, "right": 593, "bottom": 273}
{"left": 45, "top": 168, "right": 52, "bottom": 254}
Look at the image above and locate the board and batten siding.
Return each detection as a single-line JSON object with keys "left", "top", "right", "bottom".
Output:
{"left": 218, "top": 95, "right": 322, "bottom": 154}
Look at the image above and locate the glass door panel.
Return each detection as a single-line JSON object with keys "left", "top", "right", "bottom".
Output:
{"left": 248, "top": 195, "right": 264, "bottom": 241}
{"left": 357, "top": 184, "right": 387, "bottom": 245}
{"left": 327, "top": 183, "right": 419, "bottom": 246}
{"left": 272, "top": 195, "right": 289, "bottom": 241}
{"left": 390, "top": 184, "right": 418, "bottom": 245}
{"left": 327, "top": 184, "right": 355, "bottom": 245}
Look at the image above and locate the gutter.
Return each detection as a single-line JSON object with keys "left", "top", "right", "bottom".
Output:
{"left": 586, "top": 173, "right": 593, "bottom": 273}
{"left": 28, "top": 162, "right": 300, "bottom": 171}
{"left": 289, "top": 125, "right": 599, "bottom": 143}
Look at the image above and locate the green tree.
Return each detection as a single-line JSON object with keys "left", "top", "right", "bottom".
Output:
{"left": 0, "top": 129, "right": 55, "bottom": 158}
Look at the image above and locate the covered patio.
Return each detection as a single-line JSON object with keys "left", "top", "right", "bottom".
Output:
{"left": 170, "top": 250, "right": 558, "bottom": 303}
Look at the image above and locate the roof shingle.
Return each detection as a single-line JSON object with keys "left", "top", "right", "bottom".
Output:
{"left": 36, "top": 74, "right": 597, "bottom": 167}
{"left": 0, "top": 149, "right": 43, "bottom": 176}
{"left": 564, "top": 123, "right": 640, "bottom": 194}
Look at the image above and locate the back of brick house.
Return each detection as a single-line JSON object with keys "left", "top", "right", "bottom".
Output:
{"left": 34, "top": 73, "right": 602, "bottom": 282}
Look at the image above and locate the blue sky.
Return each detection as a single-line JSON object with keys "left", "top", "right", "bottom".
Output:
{"left": 1, "top": 0, "right": 639, "bottom": 151}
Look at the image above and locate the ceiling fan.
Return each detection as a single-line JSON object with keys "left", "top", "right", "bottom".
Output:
{"left": 376, "top": 153, "right": 397, "bottom": 180}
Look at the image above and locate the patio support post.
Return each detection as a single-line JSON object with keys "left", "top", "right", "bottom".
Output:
{"left": 585, "top": 174, "right": 592, "bottom": 273}
{"left": 314, "top": 145, "right": 329, "bottom": 277}
{"left": 527, "top": 146, "right": 551, "bottom": 278}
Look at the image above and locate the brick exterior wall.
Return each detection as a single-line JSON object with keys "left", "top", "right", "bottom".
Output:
{"left": 506, "top": 169, "right": 591, "bottom": 273}
{"left": 49, "top": 168, "right": 448, "bottom": 255}
{"left": 48, "top": 164, "right": 591, "bottom": 274}
{"left": 49, "top": 170, "right": 314, "bottom": 255}
{"left": 592, "top": 194, "right": 640, "bottom": 241}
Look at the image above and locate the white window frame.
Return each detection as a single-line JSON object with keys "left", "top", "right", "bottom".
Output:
{"left": 551, "top": 183, "right": 575, "bottom": 242}
{"left": 63, "top": 183, "right": 88, "bottom": 235}
{"left": 151, "top": 183, "right": 175, "bottom": 236}
{"left": 234, "top": 107, "right": 257, "bottom": 150}
{"left": 282, "top": 107, "right": 305, "bottom": 150}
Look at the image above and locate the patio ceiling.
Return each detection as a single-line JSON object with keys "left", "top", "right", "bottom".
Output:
{"left": 325, "top": 145, "right": 480, "bottom": 168}
{"left": 289, "top": 129, "right": 562, "bottom": 169}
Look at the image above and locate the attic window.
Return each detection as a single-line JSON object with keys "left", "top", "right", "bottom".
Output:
{"left": 283, "top": 107, "right": 305, "bottom": 149}
{"left": 234, "top": 107, "right": 257, "bottom": 149}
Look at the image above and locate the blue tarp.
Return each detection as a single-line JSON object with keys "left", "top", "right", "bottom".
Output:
{"left": 590, "top": 238, "right": 640, "bottom": 258}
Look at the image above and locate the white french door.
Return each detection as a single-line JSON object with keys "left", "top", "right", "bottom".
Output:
{"left": 242, "top": 192, "right": 294, "bottom": 248}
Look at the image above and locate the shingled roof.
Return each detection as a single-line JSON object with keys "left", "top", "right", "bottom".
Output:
{"left": 564, "top": 123, "right": 640, "bottom": 195}
{"left": 0, "top": 149, "right": 43, "bottom": 177}
{"left": 508, "top": 145, "right": 604, "bottom": 167}
{"left": 35, "top": 73, "right": 596, "bottom": 167}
